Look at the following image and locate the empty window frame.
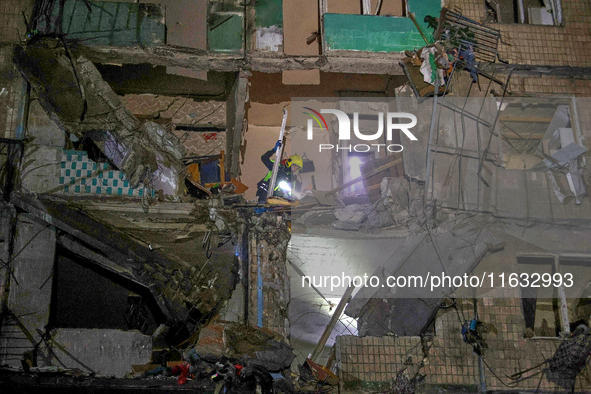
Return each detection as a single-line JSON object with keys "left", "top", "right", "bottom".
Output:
{"left": 498, "top": 98, "right": 583, "bottom": 169}
{"left": 518, "top": 255, "right": 591, "bottom": 337}
{"left": 485, "top": 0, "right": 562, "bottom": 25}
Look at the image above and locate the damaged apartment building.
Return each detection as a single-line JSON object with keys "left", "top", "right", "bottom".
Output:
{"left": 1, "top": 0, "right": 591, "bottom": 392}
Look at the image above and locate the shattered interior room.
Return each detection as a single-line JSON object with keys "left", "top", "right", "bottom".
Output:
{"left": 1, "top": 0, "right": 591, "bottom": 393}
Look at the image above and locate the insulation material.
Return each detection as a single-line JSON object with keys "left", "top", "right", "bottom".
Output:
{"left": 152, "top": 152, "right": 179, "bottom": 196}
{"left": 283, "top": 0, "right": 320, "bottom": 56}
{"left": 559, "top": 127, "right": 575, "bottom": 147}
{"left": 281, "top": 70, "right": 321, "bottom": 85}
{"left": 567, "top": 160, "right": 586, "bottom": 204}
{"left": 547, "top": 170, "right": 566, "bottom": 203}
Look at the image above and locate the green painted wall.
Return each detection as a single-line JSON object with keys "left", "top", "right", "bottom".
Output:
{"left": 324, "top": 14, "right": 425, "bottom": 52}
{"left": 255, "top": 0, "right": 283, "bottom": 28}
{"left": 208, "top": 13, "right": 244, "bottom": 53}
{"left": 51, "top": 1, "right": 165, "bottom": 46}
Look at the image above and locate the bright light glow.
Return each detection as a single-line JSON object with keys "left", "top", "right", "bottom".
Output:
{"left": 324, "top": 297, "right": 358, "bottom": 334}
{"left": 278, "top": 180, "right": 291, "bottom": 193}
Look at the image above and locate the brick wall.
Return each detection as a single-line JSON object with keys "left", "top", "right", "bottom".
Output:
{"left": 247, "top": 213, "right": 290, "bottom": 341}
{"left": 446, "top": 0, "right": 591, "bottom": 67}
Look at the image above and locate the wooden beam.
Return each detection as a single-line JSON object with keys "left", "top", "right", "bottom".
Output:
{"left": 409, "top": 13, "right": 429, "bottom": 45}
{"left": 325, "top": 158, "right": 402, "bottom": 197}
{"left": 186, "top": 176, "right": 212, "bottom": 196}
{"left": 310, "top": 285, "right": 355, "bottom": 362}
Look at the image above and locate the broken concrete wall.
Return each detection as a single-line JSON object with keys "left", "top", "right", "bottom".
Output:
{"left": 336, "top": 335, "right": 426, "bottom": 391}
{"left": 247, "top": 212, "right": 290, "bottom": 340}
{"left": 14, "top": 38, "right": 184, "bottom": 195}
{"left": 0, "top": 45, "right": 24, "bottom": 140}
{"left": 19, "top": 80, "right": 67, "bottom": 194}
{"left": 0, "top": 214, "right": 55, "bottom": 368}
{"left": 10, "top": 193, "right": 239, "bottom": 331}
{"left": 45, "top": 329, "right": 152, "bottom": 378}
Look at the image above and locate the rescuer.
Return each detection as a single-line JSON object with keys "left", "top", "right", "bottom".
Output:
{"left": 256, "top": 141, "right": 302, "bottom": 203}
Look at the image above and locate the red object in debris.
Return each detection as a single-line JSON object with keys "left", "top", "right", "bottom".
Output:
{"left": 172, "top": 362, "right": 190, "bottom": 385}
{"left": 235, "top": 364, "right": 243, "bottom": 376}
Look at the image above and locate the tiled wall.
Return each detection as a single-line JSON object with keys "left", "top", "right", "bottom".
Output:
{"left": 337, "top": 335, "right": 425, "bottom": 388}
{"left": 337, "top": 296, "right": 591, "bottom": 391}
{"left": 446, "top": 0, "right": 591, "bottom": 66}
{"left": 59, "top": 150, "right": 146, "bottom": 197}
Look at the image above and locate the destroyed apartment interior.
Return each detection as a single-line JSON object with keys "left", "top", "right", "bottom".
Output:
{"left": 1, "top": 0, "right": 591, "bottom": 393}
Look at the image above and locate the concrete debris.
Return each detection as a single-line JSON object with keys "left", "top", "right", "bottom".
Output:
{"left": 334, "top": 204, "right": 367, "bottom": 222}
{"left": 332, "top": 220, "right": 362, "bottom": 230}
{"left": 143, "top": 121, "right": 185, "bottom": 161}
{"left": 13, "top": 38, "right": 183, "bottom": 194}
{"left": 547, "top": 170, "right": 566, "bottom": 203}
{"left": 567, "top": 160, "right": 586, "bottom": 204}
{"left": 545, "top": 142, "right": 586, "bottom": 166}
